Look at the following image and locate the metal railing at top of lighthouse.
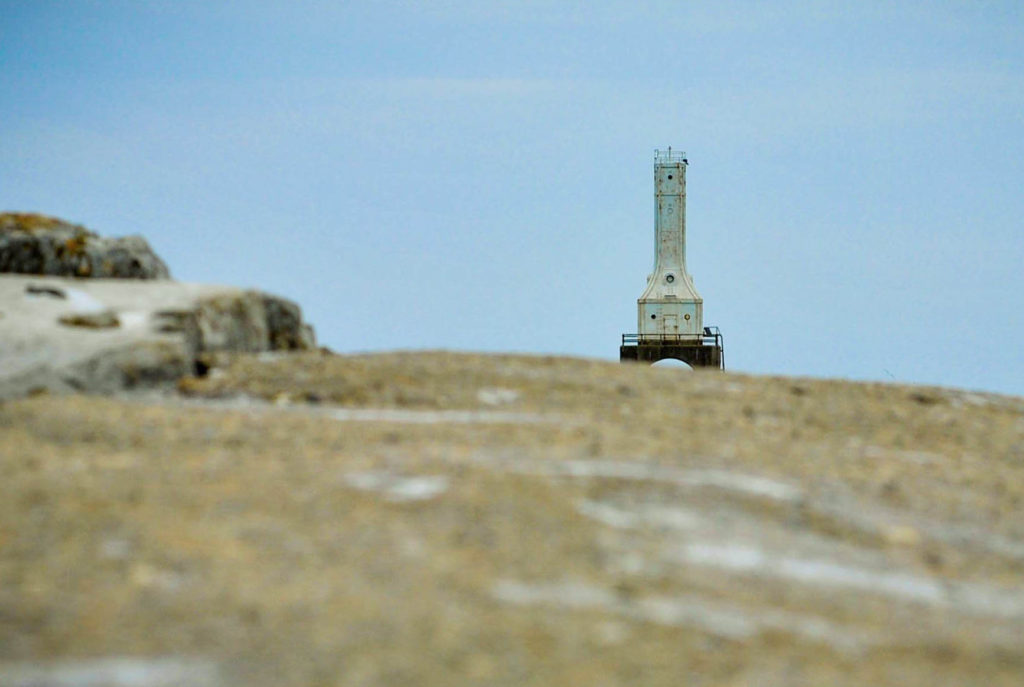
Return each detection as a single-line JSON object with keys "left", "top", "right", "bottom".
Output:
{"left": 654, "top": 148, "right": 688, "bottom": 164}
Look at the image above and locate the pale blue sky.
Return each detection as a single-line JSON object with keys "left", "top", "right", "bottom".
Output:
{"left": 3, "top": 1, "right": 1023, "bottom": 395}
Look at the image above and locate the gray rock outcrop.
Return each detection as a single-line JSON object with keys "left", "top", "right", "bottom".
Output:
{"left": 0, "top": 213, "right": 317, "bottom": 397}
{"left": 0, "top": 275, "right": 317, "bottom": 398}
{"left": 0, "top": 276, "right": 315, "bottom": 397}
{"left": 0, "top": 213, "right": 170, "bottom": 279}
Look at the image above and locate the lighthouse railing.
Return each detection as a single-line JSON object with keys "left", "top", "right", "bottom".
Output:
{"left": 654, "top": 149, "right": 688, "bottom": 163}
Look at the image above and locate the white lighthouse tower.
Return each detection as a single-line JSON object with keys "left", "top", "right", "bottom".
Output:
{"left": 638, "top": 148, "right": 702, "bottom": 338}
{"left": 621, "top": 148, "right": 723, "bottom": 368}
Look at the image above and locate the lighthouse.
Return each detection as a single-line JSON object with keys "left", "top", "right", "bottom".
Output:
{"left": 637, "top": 148, "right": 702, "bottom": 338}
{"left": 620, "top": 149, "right": 724, "bottom": 367}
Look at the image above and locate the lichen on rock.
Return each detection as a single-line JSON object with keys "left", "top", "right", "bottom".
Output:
{"left": 0, "top": 213, "right": 170, "bottom": 279}
{"left": 58, "top": 311, "right": 120, "bottom": 329}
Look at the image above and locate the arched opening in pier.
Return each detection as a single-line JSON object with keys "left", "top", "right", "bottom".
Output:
{"left": 651, "top": 358, "right": 693, "bottom": 370}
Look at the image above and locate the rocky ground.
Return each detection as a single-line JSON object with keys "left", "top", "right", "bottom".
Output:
{"left": 2, "top": 351, "right": 1022, "bottom": 686}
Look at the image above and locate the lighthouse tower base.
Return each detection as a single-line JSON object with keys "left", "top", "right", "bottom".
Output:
{"left": 619, "top": 328, "right": 725, "bottom": 369}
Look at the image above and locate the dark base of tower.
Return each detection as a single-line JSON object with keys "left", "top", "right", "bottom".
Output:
{"left": 619, "top": 329, "right": 725, "bottom": 369}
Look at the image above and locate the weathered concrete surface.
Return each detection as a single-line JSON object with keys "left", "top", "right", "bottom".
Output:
{"left": 620, "top": 340, "right": 722, "bottom": 367}
{"left": 0, "top": 213, "right": 170, "bottom": 279}
{"left": 1, "top": 351, "right": 1022, "bottom": 686}
{"left": 0, "top": 275, "right": 315, "bottom": 398}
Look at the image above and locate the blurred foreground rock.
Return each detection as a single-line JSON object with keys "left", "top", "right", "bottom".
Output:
{"left": 1, "top": 351, "right": 1022, "bottom": 686}
{"left": 0, "top": 213, "right": 170, "bottom": 279}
